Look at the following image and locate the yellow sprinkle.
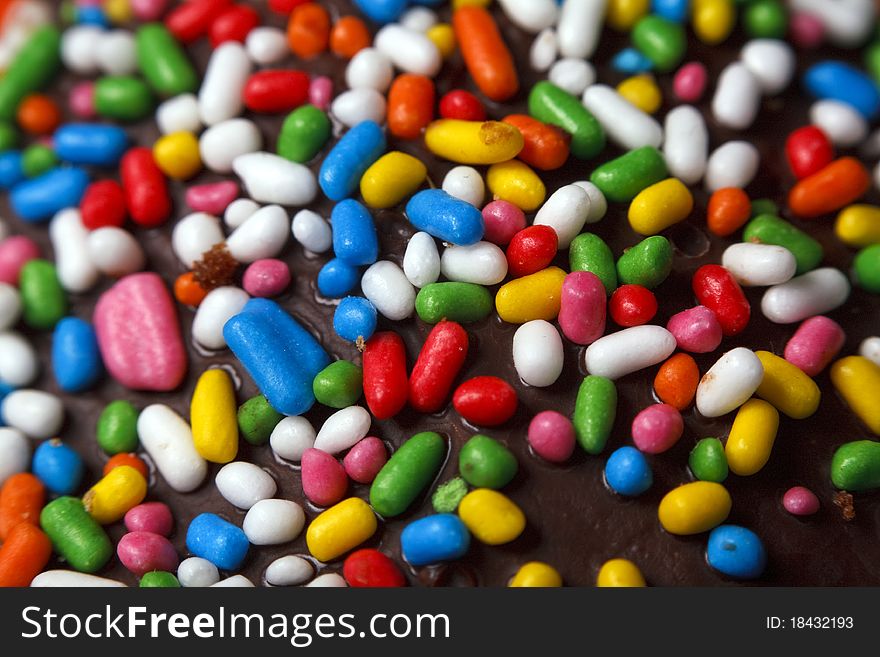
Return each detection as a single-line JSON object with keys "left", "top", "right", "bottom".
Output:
{"left": 755, "top": 351, "right": 821, "bottom": 419}
{"left": 426, "top": 23, "right": 456, "bottom": 59}
{"left": 597, "top": 559, "right": 646, "bottom": 587}
{"left": 831, "top": 356, "right": 880, "bottom": 435}
{"left": 83, "top": 465, "right": 147, "bottom": 525}
{"left": 486, "top": 159, "right": 546, "bottom": 211}
{"left": 725, "top": 398, "right": 779, "bottom": 476}
{"left": 306, "top": 497, "right": 377, "bottom": 562}
{"left": 628, "top": 178, "right": 693, "bottom": 235}
{"left": 607, "top": 0, "right": 651, "bottom": 31}
{"left": 360, "top": 151, "right": 427, "bottom": 209}
{"left": 495, "top": 266, "right": 566, "bottom": 323}
{"left": 692, "top": 0, "right": 736, "bottom": 45}
{"left": 616, "top": 74, "right": 663, "bottom": 114}
{"left": 191, "top": 368, "right": 239, "bottom": 464}
{"left": 658, "top": 481, "right": 731, "bottom": 535}
{"left": 509, "top": 561, "right": 563, "bottom": 587}
{"left": 153, "top": 131, "right": 202, "bottom": 180}
{"left": 835, "top": 204, "right": 880, "bottom": 248}
{"left": 425, "top": 119, "right": 524, "bottom": 165}
{"left": 458, "top": 488, "right": 525, "bottom": 545}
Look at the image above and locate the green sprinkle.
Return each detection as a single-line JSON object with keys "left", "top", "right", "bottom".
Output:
{"left": 432, "top": 477, "right": 469, "bottom": 514}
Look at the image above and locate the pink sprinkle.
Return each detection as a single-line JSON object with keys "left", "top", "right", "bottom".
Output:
{"left": 301, "top": 448, "right": 348, "bottom": 507}
{"left": 343, "top": 437, "right": 387, "bottom": 484}
{"left": 309, "top": 76, "right": 333, "bottom": 111}
{"left": 69, "top": 81, "right": 96, "bottom": 119}
{"left": 790, "top": 12, "right": 825, "bottom": 49}
{"left": 130, "top": 0, "right": 170, "bottom": 21}
{"left": 94, "top": 272, "right": 188, "bottom": 391}
{"left": 481, "top": 200, "right": 526, "bottom": 246}
{"left": 673, "top": 62, "right": 707, "bottom": 103}
{"left": 0, "top": 235, "right": 41, "bottom": 285}
{"left": 243, "top": 259, "right": 291, "bottom": 297}
{"left": 666, "top": 305, "right": 722, "bottom": 353}
{"left": 527, "top": 411, "right": 575, "bottom": 463}
{"left": 558, "top": 271, "right": 606, "bottom": 345}
{"left": 783, "top": 486, "right": 820, "bottom": 516}
{"left": 784, "top": 315, "right": 845, "bottom": 377}
{"left": 632, "top": 403, "right": 683, "bottom": 454}
{"left": 117, "top": 531, "right": 179, "bottom": 576}
{"left": 185, "top": 181, "right": 239, "bottom": 215}
{"left": 124, "top": 502, "right": 173, "bottom": 537}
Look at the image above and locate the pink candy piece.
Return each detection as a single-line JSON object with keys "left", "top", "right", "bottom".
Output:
{"left": 301, "top": 448, "right": 348, "bottom": 507}
{"left": 784, "top": 315, "right": 845, "bottom": 377}
{"left": 782, "top": 486, "right": 820, "bottom": 516}
{"left": 69, "top": 81, "right": 96, "bottom": 119}
{"left": 673, "top": 62, "right": 708, "bottom": 103}
{"left": 243, "top": 258, "right": 291, "bottom": 297}
{"left": 558, "top": 271, "right": 606, "bottom": 345}
{"left": 124, "top": 502, "right": 174, "bottom": 536}
{"left": 130, "top": 0, "right": 170, "bottom": 21}
{"left": 790, "top": 12, "right": 825, "bottom": 49}
{"left": 481, "top": 200, "right": 526, "bottom": 246}
{"left": 94, "top": 272, "right": 188, "bottom": 391}
{"left": 309, "top": 76, "right": 333, "bottom": 111}
{"left": 0, "top": 235, "right": 40, "bottom": 285}
{"left": 343, "top": 436, "right": 387, "bottom": 484}
{"left": 632, "top": 403, "right": 683, "bottom": 454}
{"left": 666, "top": 305, "right": 722, "bottom": 353}
{"left": 527, "top": 411, "right": 575, "bottom": 463}
{"left": 117, "top": 531, "right": 179, "bottom": 576}
{"left": 185, "top": 181, "right": 239, "bottom": 215}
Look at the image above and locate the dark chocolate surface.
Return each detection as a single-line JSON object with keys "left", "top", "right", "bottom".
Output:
{"left": 5, "top": 1, "right": 880, "bottom": 586}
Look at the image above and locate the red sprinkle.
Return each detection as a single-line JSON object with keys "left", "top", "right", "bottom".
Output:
{"left": 243, "top": 70, "right": 310, "bottom": 113}
{"left": 609, "top": 284, "right": 658, "bottom": 327}
{"left": 506, "top": 225, "right": 558, "bottom": 278}
{"left": 165, "top": 0, "right": 232, "bottom": 44}
{"left": 453, "top": 376, "right": 517, "bottom": 427}
{"left": 208, "top": 4, "right": 260, "bottom": 47}
{"left": 120, "top": 147, "right": 171, "bottom": 228}
{"left": 409, "top": 321, "right": 469, "bottom": 414}
{"left": 363, "top": 332, "right": 409, "bottom": 420}
{"left": 80, "top": 179, "right": 127, "bottom": 230}
{"left": 439, "top": 89, "right": 486, "bottom": 121}
{"left": 692, "top": 264, "right": 750, "bottom": 337}
{"left": 343, "top": 549, "right": 406, "bottom": 588}
{"left": 785, "top": 125, "right": 833, "bottom": 180}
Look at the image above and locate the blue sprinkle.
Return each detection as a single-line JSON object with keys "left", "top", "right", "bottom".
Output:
{"left": 612, "top": 48, "right": 655, "bottom": 74}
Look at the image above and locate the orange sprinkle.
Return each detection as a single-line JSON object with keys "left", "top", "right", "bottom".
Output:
{"left": 653, "top": 353, "right": 700, "bottom": 411}
{"left": 707, "top": 187, "right": 751, "bottom": 237}
{"left": 287, "top": 2, "right": 331, "bottom": 59}
{"left": 0, "top": 473, "right": 45, "bottom": 541}
{"left": 0, "top": 523, "right": 52, "bottom": 587}
{"left": 174, "top": 271, "right": 208, "bottom": 307}
{"left": 16, "top": 94, "right": 62, "bottom": 135}
{"left": 330, "top": 15, "right": 371, "bottom": 59}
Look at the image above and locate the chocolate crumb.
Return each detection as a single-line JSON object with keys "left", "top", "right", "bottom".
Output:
{"left": 193, "top": 244, "right": 239, "bottom": 291}
{"left": 833, "top": 491, "right": 855, "bottom": 521}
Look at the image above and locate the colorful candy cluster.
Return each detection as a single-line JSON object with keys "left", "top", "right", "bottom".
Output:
{"left": 0, "top": 0, "right": 879, "bottom": 588}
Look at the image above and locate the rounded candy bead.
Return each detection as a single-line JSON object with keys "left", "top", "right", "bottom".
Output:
{"left": 596, "top": 559, "right": 646, "bottom": 587}
{"left": 707, "top": 525, "right": 767, "bottom": 579}
{"left": 658, "top": 482, "right": 732, "bottom": 535}
{"left": 632, "top": 403, "right": 683, "bottom": 454}
{"left": 782, "top": 486, "right": 820, "bottom": 516}
{"left": 605, "top": 446, "right": 653, "bottom": 496}
{"left": 527, "top": 411, "right": 576, "bottom": 463}
{"left": 401, "top": 514, "right": 470, "bottom": 567}
{"left": 689, "top": 438, "right": 728, "bottom": 483}
{"left": 509, "top": 562, "right": 562, "bottom": 587}
{"left": 458, "top": 488, "right": 525, "bottom": 546}
{"left": 725, "top": 399, "right": 779, "bottom": 476}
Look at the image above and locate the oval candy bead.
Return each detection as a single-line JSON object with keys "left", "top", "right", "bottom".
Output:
{"left": 319, "top": 120, "right": 385, "bottom": 202}
{"left": 528, "top": 81, "right": 605, "bottom": 160}
{"left": 754, "top": 350, "right": 821, "bottom": 419}
{"left": 725, "top": 398, "right": 779, "bottom": 476}
{"left": 415, "top": 282, "right": 494, "bottom": 324}
{"left": 831, "top": 440, "right": 880, "bottom": 491}
{"left": 658, "top": 482, "right": 732, "bottom": 535}
{"left": 628, "top": 177, "right": 693, "bottom": 235}
{"left": 605, "top": 446, "right": 653, "bottom": 496}
{"left": 10, "top": 167, "right": 90, "bottom": 223}
{"left": 783, "top": 316, "right": 845, "bottom": 376}
{"left": 706, "top": 525, "right": 767, "bottom": 579}
{"left": 590, "top": 146, "right": 667, "bottom": 203}
{"left": 400, "top": 513, "right": 470, "bottom": 567}
{"left": 54, "top": 123, "right": 129, "bottom": 166}
{"left": 721, "top": 243, "right": 797, "bottom": 287}
{"left": 573, "top": 375, "right": 617, "bottom": 455}
{"left": 370, "top": 431, "right": 446, "bottom": 518}
{"left": 692, "top": 264, "right": 750, "bottom": 336}
{"left": 306, "top": 497, "right": 377, "bottom": 563}
{"left": 596, "top": 559, "right": 646, "bottom": 587}
{"left": 137, "top": 404, "right": 207, "bottom": 493}
{"left": 51, "top": 317, "right": 102, "bottom": 393}
{"left": 512, "top": 319, "right": 564, "bottom": 388}
{"left": 760, "top": 267, "right": 850, "bottom": 324}
{"left": 424, "top": 119, "right": 523, "bottom": 165}
{"left": 186, "top": 513, "right": 248, "bottom": 571}
{"left": 40, "top": 497, "right": 112, "bottom": 574}
{"left": 495, "top": 266, "right": 566, "bottom": 324}
{"left": 830, "top": 356, "right": 880, "bottom": 435}
{"left": 458, "top": 488, "right": 525, "bottom": 545}
{"left": 689, "top": 438, "right": 729, "bottom": 483}
{"left": 558, "top": 271, "right": 606, "bottom": 345}
{"left": 803, "top": 60, "right": 880, "bottom": 120}
{"left": 696, "top": 347, "right": 764, "bottom": 418}
{"left": 406, "top": 189, "right": 485, "bottom": 246}
{"left": 584, "top": 325, "right": 676, "bottom": 380}
{"left": 94, "top": 272, "right": 186, "bottom": 391}
{"left": 191, "top": 368, "right": 238, "bottom": 464}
